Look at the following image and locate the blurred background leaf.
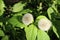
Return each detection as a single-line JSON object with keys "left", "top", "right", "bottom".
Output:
{"left": 1, "top": 35, "right": 9, "bottom": 40}
{"left": 0, "top": 30, "right": 5, "bottom": 36}
{"left": 12, "top": 2, "right": 26, "bottom": 12}
{"left": 0, "top": 0, "right": 5, "bottom": 16}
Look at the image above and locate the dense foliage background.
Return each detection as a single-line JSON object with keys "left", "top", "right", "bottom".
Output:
{"left": 0, "top": 0, "right": 60, "bottom": 40}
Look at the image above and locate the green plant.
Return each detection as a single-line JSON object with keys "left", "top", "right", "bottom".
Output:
{"left": 0, "top": 0, "right": 60, "bottom": 40}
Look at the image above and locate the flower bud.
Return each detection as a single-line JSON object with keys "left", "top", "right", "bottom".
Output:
{"left": 36, "top": 15, "right": 52, "bottom": 31}
{"left": 22, "top": 13, "right": 34, "bottom": 25}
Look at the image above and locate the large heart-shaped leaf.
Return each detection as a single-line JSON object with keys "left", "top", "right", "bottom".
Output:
{"left": 37, "top": 30, "right": 50, "bottom": 40}
{"left": 25, "top": 24, "right": 37, "bottom": 40}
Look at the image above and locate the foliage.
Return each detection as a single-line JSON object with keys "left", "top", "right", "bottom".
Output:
{"left": 0, "top": 0, "right": 60, "bottom": 40}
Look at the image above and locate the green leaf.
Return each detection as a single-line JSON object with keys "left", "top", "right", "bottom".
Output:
{"left": 47, "top": 7, "right": 54, "bottom": 19}
{"left": 37, "top": 30, "right": 50, "bottom": 40}
{"left": 1, "top": 35, "right": 9, "bottom": 40}
{"left": 0, "top": 22, "right": 3, "bottom": 26}
{"left": 52, "top": 20, "right": 60, "bottom": 39}
{"left": 57, "top": 0, "right": 60, "bottom": 4}
{"left": 53, "top": 25, "right": 59, "bottom": 38}
{"left": 12, "top": 2, "right": 26, "bottom": 12}
{"left": 19, "top": 9, "right": 32, "bottom": 14}
{"left": 36, "top": 15, "right": 47, "bottom": 20}
{"left": 0, "top": 30, "right": 5, "bottom": 36}
{"left": 35, "top": 15, "right": 48, "bottom": 25}
{"left": 25, "top": 24, "right": 37, "bottom": 40}
{"left": 8, "top": 16, "right": 27, "bottom": 28}
{"left": 0, "top": 0, "right": 5, "bottom": 16}
{"left": 14, "top": 9, "right": 32, "bottom": 16}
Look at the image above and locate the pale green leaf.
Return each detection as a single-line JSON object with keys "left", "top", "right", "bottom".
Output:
{"left": 37, "top": 30, "right": 50, "bottom": 40}
{"left": 25, "top": 24, "right": 37, "bottom": 40}
{"left": 8, "top": 16, "right": 27, "bottom": 28}
{"left": 52, "top": 20, "right": 60, "bottom": 39}
{"left": 1, "top": 35, "right": 9, "bottom": 40}
{"left": 35, "top": 15, "right": 48, "bottom": 25}
{"left": 36, "top": 15, "right": 47, "bottom": 20}
{"left": 47, "top": 7, "right": 54, "bottom": 19}
{"left": 0, "top": 0, "right": 5, "bottom": 16}
{"left": 14, "top": 9, "right": 32, "bottom": 16}
{"left": 19, "top": 9, "right": 32, "bottom": 14}
{"left": 12, "top": 2, "right": 26, "bottom": 12}
{"left": 0, "top": 22, "right": 3, "bottom": 26}
{"left": 0, "top": 30, "right": 5, "bottom": 36}
{"left": 53, "top": 25, "right": 59, "bottom": 38}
